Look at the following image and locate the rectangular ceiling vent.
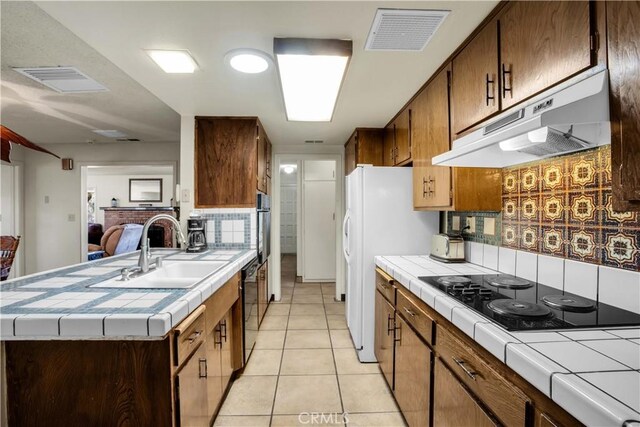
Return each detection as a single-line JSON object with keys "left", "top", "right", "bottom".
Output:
{"left": 13, "top": 67, "right": 109, "bottom": 93}
{"left": 365, "top": 9, "right": 449, "bottom": 51}
{"left": 305, "top": 140, "right": 324, "bottom": 144}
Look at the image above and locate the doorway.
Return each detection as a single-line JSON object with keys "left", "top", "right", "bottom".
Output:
{"left": 0, "top": 162, "right": 24, "bottom": 278}
{"left": 80, "top": 163, "right": 177, "bottom": 261}
{"left": 271, "top": 154, "right": 344, "bottom": 304}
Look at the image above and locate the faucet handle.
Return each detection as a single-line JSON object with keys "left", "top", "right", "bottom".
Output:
{"left": 121, "top": 268, "right": 131, "bottom": 281}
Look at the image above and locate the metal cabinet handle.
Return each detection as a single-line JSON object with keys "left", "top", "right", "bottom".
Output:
{"left": 453, "top": 357, "right": 478, "bottom": 381}
{"left": 387, "top": 314, "right": 394, "bottom": 335}
{"left": 403, "top": 307, "right": 416, "bottom": 318}
{"left": 198, "top": 358, "right": 208, "bottom": 378}
{"left": 394, "top": 322, "right": 402, "bottom": 344}
{"left": 485, "top": 73, "right": 495, "bottom": 106}
{"left": 220, "top": 320, "right": 228, "bottom": 342}
{"left": 502, "top": 63, "right": 512, "bottom": 98}
{"left": 187, "top": 330, "right": 202, "bottom": 343}
{"left": 422, "top": 177, "right": 428, "bottom": 199}
{"left": 214, "top": 325, "right": 223, "bottom": 348}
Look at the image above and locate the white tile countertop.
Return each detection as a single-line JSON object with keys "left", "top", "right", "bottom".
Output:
{"left": 0, "top": 249, "right": 256, "bottom": 340}
{"left": 375, "top": 255, "right": 640, "bottom": 426}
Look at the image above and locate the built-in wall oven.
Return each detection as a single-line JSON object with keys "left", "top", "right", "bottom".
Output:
{"left": 242, "top": 257, "right": 259, "bottom": 364}
{"left": 257, "top": 193, "right": 271, "bottom": 264}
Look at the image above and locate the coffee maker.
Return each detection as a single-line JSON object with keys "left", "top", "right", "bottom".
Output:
{"left": 186, "top": 216, "right": 207, "bottom": 253}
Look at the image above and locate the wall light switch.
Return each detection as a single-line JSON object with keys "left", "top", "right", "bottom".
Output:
{"left": 181, "top": 189, "right": 190, "bottom": 203}
{"left": 466, "top": 217, "right": 476, "bottom": 233}
{"left": 68, "top": 214, "right": 76, "bottom": 222}
{"left": 44, "top": 196, "right": 50, "bottom": 204}
{"left": 452, "top": 216, "right": 460, "bottom": 231}
{"left": 485, "top": 217, "right": 496, "bottom": 236}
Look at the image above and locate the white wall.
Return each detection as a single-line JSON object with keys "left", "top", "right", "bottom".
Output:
{"left": 87, "top": 170, "right": 174, "bottom": 225}
{"left": 23, "top": 141, "right": 179, "bottom": 274}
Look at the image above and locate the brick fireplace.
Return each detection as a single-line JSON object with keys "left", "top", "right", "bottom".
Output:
{"left": 101, "top": 207, "right": 178, "bottom": 248}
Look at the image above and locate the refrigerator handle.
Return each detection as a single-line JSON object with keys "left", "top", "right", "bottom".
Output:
{"left": 342, "top": 210, "right": 351, "bottom": 261}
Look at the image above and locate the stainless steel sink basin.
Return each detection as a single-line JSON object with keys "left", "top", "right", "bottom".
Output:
{"left": 89, "top": 261, "right": 227, "bottom": 289}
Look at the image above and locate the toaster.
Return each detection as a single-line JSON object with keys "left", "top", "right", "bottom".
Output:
{"left": 430, "top": 233, "right": 466, "bottom": 263}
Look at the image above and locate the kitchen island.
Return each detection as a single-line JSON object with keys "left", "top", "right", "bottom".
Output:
{"left": 0, "top": 248, "right": 256, "bottom": 426}
{"left": 375, "top": 255, "right": 640, "bottom": 427}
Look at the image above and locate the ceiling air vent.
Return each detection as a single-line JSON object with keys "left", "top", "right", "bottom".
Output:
{"left": 305, "top": 140, "right": 324, "bottom": 144}
{"left": 365, "top": 9, "right": 449, "bottom": 51}
{"left": 13, "top": 66, "right": 109, "bottom": 93}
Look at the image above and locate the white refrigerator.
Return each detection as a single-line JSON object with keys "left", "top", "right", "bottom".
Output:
{"left": 343, "top": 166, "right": 439, "bottom": 362}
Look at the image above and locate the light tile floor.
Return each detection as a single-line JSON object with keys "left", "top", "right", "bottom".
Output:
{"left": 215, "top": 255, "right": 406, "bottom": 427}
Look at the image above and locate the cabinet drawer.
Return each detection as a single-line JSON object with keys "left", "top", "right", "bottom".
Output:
{"left": 174, "top": 305, "right": 207, "bottom": 368}
{"left": 375, "top": 268, "right": 396, "bottom": 304}
{"left": 436, "top": 326, "right": 529, "bottom": 426}
{"left": 396, "top": 288, "right": 434, "bottom": 345}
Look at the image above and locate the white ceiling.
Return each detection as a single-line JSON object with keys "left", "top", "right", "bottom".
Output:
{"left": 35, "top": 0, "right": 498, "bottom": 146}
{"left": 0, "top": 1, "right": 180, "bottom": 144}
{"left": 87, "top": 165, "right": 175, "bottom": 176}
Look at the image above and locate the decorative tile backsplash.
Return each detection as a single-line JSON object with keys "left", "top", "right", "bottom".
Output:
{"left": 448, "top": 146, "right": 640, "bottom": 272}
{"left": 197, "top": 208, "right": 256, "bottom": 250}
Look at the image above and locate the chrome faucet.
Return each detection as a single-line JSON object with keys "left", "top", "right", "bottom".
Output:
{"left": 137, "top": 214, "right": 187, "bottom": 273}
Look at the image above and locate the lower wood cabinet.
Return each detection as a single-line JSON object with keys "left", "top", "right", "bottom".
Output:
{"left": 434, "top": 358, "right": 498, "bottom": 427}
{"left": 374, "top": 290, "right": 395, "bottom": 388}
{"left": 5, "top": 272, "right": 244, "bottom": 427}
{"left": 394, "top": 314, "right": 432, "bottom": 427}
{"left": 177, "top": 344, "right": 210, "bottom": 427}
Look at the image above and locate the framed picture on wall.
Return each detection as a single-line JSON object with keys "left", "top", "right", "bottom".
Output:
{"left": 129, "top": 178, "right": 163, "bottom": 202}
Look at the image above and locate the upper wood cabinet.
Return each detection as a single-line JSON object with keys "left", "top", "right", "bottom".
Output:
{"left": 451, "top": 19, "right": 499, "bottom": 135}
{"left": 344, "top": 128, "right": 384, "bottom": 175}
{"left": 607, "top": 0, "right": 640, "bottom": 211}
{"left": 451, "top": 1, "right": 594, "bottom": 135}
{"left": 412, "top": 66, "right": 502, "bottom": 211}
{"left": 499, "top": 1, "right": 592, "bottom": 109}
{"left": 392, "top": 108, "right": 412, "bottom": 164}
{"left": 195, "top": 117, "right": 272, "bottom": 207}
{"left": 383, "top": 124, "right": 395, "bottom": 166}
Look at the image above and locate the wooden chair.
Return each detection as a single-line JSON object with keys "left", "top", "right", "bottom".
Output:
{"left": 1, "top": 235, "right": 20, "bottom": 281}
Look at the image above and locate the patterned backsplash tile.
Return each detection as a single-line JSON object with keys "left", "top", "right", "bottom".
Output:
{"left": 447, "top": 146, "right": 640, "bottom": 271}
{"left": 196, "top": 208, "right": 256, "bottom": 250}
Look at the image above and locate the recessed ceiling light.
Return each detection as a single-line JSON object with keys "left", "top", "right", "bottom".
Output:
{"left": 280, "top": 164, "right": 298, "bottom": 174}
{"left": 274, "top": 38, "right": 352, "bottom": 122}
{"left": 226, "top": 49, "right": 271, "bottom": 74}
{"left": 145, "top": 49, "right": 198, "bottom": 73}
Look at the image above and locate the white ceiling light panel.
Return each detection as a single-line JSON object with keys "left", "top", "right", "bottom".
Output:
{"left": 13, "top": 67, "right": 108, "bottom": 93}
{"left": 274, "top": 38, "right": 352, "bottom": 122}
{"left": 365, "top": 9, "right": 449, "bottom": 51}
{"left": 145, "top": 50, "right": 198, "bottom": 73}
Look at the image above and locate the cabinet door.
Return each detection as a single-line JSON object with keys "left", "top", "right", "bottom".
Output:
{"left": 266, "top": 138, "right": 272, "bottom": 178}
{"left": 500, "top": 1, "right": 592, "bottom": 109}
{"left": 394, "top": 315, "right": 431, "bottom": 427}
{"left": 383, "top": 125, "right": 395, "bottom": 166}
{"left": 433, "top": 358, "right": 498, "bottom": 427}
{"left": 393, "top": 108, "right": 411, "bottom": 164}
{"left": 345, "top": 134, "right": 357, "bottom": 175}
{"left": 413, "top": 67, "right": 452, "bottom": 209}
{"left": 205, "top": 326, "right": 223, "bottom": 419}
{"left": 220, "top": 309, "right": 234, "bottom": 391}
{"left": 176, "top": 345, "right": 210, "bottom": 427}
{"left": 451, "top": 20, "right": 499, "bottom": 134}
{"left": 608, "top": 0, "right": 640, "bottom": 210}
{"left": 195, "top": 118, "right": 258, "bottom": 207}
{"left": 356, "top": 129, "right": 384, "bottom": 166}
{"left": 257, "top": 124, "right": 266, "bottom": 193}
{"left": 374, "top": 291, "right": 395, "bottom": 389}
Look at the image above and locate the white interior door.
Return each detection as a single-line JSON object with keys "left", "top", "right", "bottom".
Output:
{"left": 303, "top": 180, "right": 336, "bottom": 281}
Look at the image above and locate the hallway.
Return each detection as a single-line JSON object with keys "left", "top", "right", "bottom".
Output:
{"left": 215, "top": 255, "right": 405, "bottom": 426}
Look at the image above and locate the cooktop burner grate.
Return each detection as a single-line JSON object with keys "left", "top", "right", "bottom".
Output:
{"left": 484, "top": 275, "right": 532, "bottom": 289}
{"left": 436, "top": 276, "right": 472, "bottom": 285}
{"left": 487, "top": 299, "right": 553, "bottom": 318}
{"left": 541, "top": 294, "right": 596, "bottom": 313}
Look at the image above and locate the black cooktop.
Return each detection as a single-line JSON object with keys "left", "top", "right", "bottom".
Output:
{"left": 419, "top": 274, "right": 640, "bottom": 331}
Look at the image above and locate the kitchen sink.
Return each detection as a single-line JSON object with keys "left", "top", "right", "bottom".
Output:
{"left": 89, "top": 261, "right": 227, "bottom": 289}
